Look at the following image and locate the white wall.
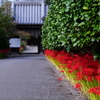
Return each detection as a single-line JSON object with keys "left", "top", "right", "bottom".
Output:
{"left": 12, "top": 1, "right": 48, "bottom": 24}
{"left": 0, "top": 0, "right": 2, "bottom": 6}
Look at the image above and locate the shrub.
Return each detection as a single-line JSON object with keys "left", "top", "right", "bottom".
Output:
{"left": 0, "top": 49, "right": 9, "bottom": 59}
{"left": 0, "top": 53, "right": 8, "bottom": 59}
{"left": 0, "top": 5, "right": 15, "bottom": 50}
{"left": 42, "top": 0, "right": 100, "bottom": 59}
{"left": 0, "top": 30, "right": 9, "bottom": 50}
{"left": 15, "top": 31, "right": 31, "bottom": 41}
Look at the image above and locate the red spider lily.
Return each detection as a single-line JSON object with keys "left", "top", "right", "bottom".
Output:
{"left": 74, "top": 83, "right": 81, "bottom": 91}
{"left": 45, "top": 50, "right": 59, "bottom": 59}
{"left": 97, "top": 68, "right": 100, "bottom": 74}
{"left": 59, "top": 50, "right": 67, "bottom": 55}
{"left": 76, "top": 71, "right": 84, "bottom": 80}
{"left": 59, "top": 65, "right": 64, "bottom": 67}
{"left": 88, "top": 88, "right": 97, "bottom": 94}
{"left": 66, "top": 61, "right": 72, "bottom": 69}
{"left": 57, "top": 77, "right": 63, "bottom": 81}
{"left": 88, "top": 86, "right": 100, "bottom": 95}
{"left": 76, "top": 68, "right": 97, "bottom": 81}
{"left": 56, "top": 55, "right": 72, "bottom": 64}
{"left": 96, "top": 75, "right": 100, "bottom": 82}
{"left": 86, "top": 76, "right": 94, "bottom": 82}
{"left": 68, "top": 70, "right": 73, "bottom": 73}
{"left": 0, "top": 49, "right": 9, "bottom": 53}
{"left": 59, "top": 70, "right": 64, "bottom": 73}
{"left": 55, "top": 51, "right": 72, "bottom": 64}
{"left": 71, "top": 64, "right": 80, "bottom": 71}
{"left": 82, "top": 68, "right": 96, "bottom": 77}
{"left": 45, "top": 49, "right": 100, "bottom": 100}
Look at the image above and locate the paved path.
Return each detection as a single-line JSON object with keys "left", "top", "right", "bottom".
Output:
{"left": 22, "top": 45, "right": 38, "bottom": 53}
{"left": 0, "top": 54, "right": 87, "bottom": 100}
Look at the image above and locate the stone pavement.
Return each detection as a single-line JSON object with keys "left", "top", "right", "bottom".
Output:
{"left": 0, "top": 53, "right": 88, "bottom": 100}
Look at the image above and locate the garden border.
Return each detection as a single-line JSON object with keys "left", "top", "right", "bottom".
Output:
{"left": 46, "top": 57, "right": 88, "bottom": 100}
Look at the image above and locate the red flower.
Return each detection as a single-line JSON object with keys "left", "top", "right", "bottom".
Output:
{"left": 57, "top": 77, "right": 63, "bottom": 81}
{"left": 82, "top": 68, "right": 96, "bottom": 77}
{"left": 59, "top": 70, "right": 64, "bottom": 73}
{"left": 0, "top": 49, "right": 9, "bottom": 53}
{"left": 59, "top": 65, "right": 64, "bottom": 67}
{"left": 96, "top": 75, "right": 100, "bottom": 82}
{"left": 45, "top": 49, "right": 100, "bottom": 87}
{"left": 97, "top": 68, "right": 100, "bottom": 74}
{"left": 88, "top": 88, "right": 96, "bottom": 94}
{"left": 88, "top": 86, "right": 100, "bottom": 95}
{"left": 74, "top": 83, "right": 81, "bottom": 91}
{"left": 44, "top": 50, "right": 59, "bottom": 58}
{"left": 76, "top": 71, "right": 84, "bottom": 80}
{"left": 68, "top": 70, "right": 73, "bottom": 73}
{"left": 86, "top": 77, "right": 94, "bottom": 82}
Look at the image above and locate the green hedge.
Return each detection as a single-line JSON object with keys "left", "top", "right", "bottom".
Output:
{"left": 42, "top": 0, "right": 100, "bottom": 59}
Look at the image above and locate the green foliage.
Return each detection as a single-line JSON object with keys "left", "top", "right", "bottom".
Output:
{"left": 15, "top": 31, "right": 31, "bottom": 41}
{"left": 0, "top": 29, "right": 9, "bottom": 50}
{"left": 42, "top": 0, "right": 67, "bottom": 50}
{"left": 0, "top": 5, "right": 16, "bottom": 37}
{"left": 21, "top": 41, "right": 26, "bottom": 49}
{"left": 0, "top": 53, "right": 8, "bottom": 59}
{"left": 0, "top": 6, "right": 14, "bottom": 50}
{"left": 45, "top": 0, "right": 51, "bottom": 5}
{"left": 42, "top": 0, "right": 100, "bottom": 58}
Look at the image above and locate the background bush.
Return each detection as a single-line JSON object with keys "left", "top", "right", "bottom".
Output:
{"left": 0, "top": 1, "right": 16, "bottom": 50}
{"left": 0, "top": 29, "right": 9, "bottom": 50}
{"left": 42, "top": 0, "right": 100, "bottom": 59}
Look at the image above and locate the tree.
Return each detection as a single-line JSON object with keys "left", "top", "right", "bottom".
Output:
{"left": 1, "top": 0, "right": 16, "bottom": 37}
{"left": 0, "top": 0, "right": 16, "bottom": 50}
